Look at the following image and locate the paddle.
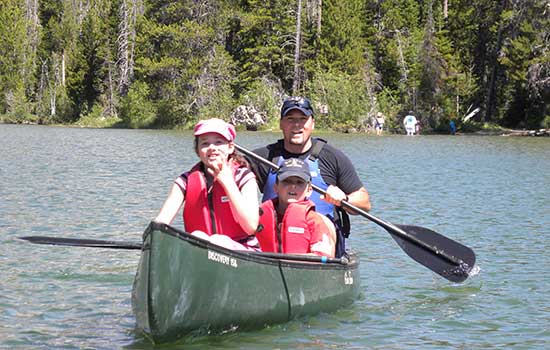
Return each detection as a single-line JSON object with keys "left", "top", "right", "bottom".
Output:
{"left": 18, "top": 235, "right": 346, "bottom": 264}
{"left": 19, "top": 236, "right": 143, "bottom": 250}
{"left": 235, "top": 144, "right": 476, "bottom": 283}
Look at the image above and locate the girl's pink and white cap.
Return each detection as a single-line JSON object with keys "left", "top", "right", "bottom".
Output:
{"left": 193, "top": 118, "right": 236, "bottom": 141}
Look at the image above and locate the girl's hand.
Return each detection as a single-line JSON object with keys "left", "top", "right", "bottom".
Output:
{"left": 208, "top": 158, "right": 233, "bottom": 186}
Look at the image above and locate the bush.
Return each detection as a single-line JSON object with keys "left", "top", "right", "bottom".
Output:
{"left": 0, "top": 112, "right": 38, "bottom": 124}
{"left": 120, "top": 82, "right": 157, "bottom": 129}
{"left": 77, "top": 103, "right": 121, "bottom": 128}
{"left": 376, "top": 88, "right": 403, "bottom": 131}
{"left": 306, "top": 71, "right": 371, "bottom": 129}
{"left": 238, "top": 78, "right": 284, "bottom": 129}
{"left": 196, "top": 82, "right": 236, "bottom": 123}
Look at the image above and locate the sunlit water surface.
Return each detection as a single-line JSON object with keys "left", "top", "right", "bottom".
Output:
{"left": 1, "top": 125, "right": 548, "bottom": 349}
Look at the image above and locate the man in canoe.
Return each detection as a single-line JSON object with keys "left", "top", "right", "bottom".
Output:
{"left": 248, "top": 96, "right": 371, "bottom": 257}
{"left": 154, "top": 118, "right": 260, "bottom": 251}
{"left": 256, "top": 158, "right": 336, "bottom": 257}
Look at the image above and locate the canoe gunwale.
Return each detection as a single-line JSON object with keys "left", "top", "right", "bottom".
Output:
{"left": 144, "top": 221, "right": 359, "bottom": 270}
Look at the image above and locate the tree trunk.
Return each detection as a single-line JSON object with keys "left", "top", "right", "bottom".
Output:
{"left": 484, "top": 0, "right": 508, "bottom": 122}
{"left": 107, "top": 61, "right": 117, "bottom": 117}
{"left": 25, "top": 0, "right": 39, "bottom": 74}
{"left": 117, "top": 0, "right": 141, "bottom": 96}
{"left": 362, "top": 58, "right": 377, "bottom": 120}
{"left": 37, "top": 59, "right": 48, "bottom": 116}
{"left": 118, "top": 0, "right": 130, "bottom": 95}
{"left": 317, "top": 0, "right": 322, "bottom": 34}
{"left": 395, "top": 30, "right": 410, "bottom": 101}
{"left": 292, "top": 0, "right": 303, "bottom": 95}
{"left": 61, "top": 50, "right": 66, "bottom": 87}
{"left": 51, "top": 54, "right": 60, "bottom": 116}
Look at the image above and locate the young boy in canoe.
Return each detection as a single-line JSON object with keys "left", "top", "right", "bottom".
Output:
{"left": 256, "top": 158, "right": 336, "bottom": 257}
{"left": 154, "top": 118, "right": 260, "bottom": 251}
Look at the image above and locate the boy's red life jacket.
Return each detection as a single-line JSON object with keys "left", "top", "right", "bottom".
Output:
{"left": 256, "top": 198, "right": 316, "bottom": 254}
{"left": 183, "top": 162, "right": 248, "bottom": 242}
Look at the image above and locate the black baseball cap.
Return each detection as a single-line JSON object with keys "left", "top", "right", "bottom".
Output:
{"left": 277, "top": 158, "right": 311, "bottom": 182}
{"left": 281, "top": 96, "right": 314, "bottom": 118}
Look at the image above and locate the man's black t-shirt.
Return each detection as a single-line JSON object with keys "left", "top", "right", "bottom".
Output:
{"left": 250, "top": 139, "right": 364, "bottom": 194}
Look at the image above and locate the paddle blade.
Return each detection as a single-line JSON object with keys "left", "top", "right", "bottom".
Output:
{"left": 391, "top": 225, "right": 476, "bottom": 283}
{"left": 19, "top": 236, "right": 142, "bottom": 250}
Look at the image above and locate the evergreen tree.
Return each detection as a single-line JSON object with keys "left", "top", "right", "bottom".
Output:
{"left": 525, "top": 1, "right": 550, "bottom": 128}
{"left": 368, "top": 0, "right": 422, "bottom": 109}
{"left": 317, "top": 0, "right": 365, "bottom": 75}
{"left": 135, "top": 0, "right": 231, "bottom": 126}
{"left": 0, "top": 0, "right": 35, "bottom": 117}
{"left": 445, "top": 0, "right": 480, "bottom": 121}
{"left": 498, "top": 0, "right": 549, "bottom": 128}
{"left": 64, "top": 0, "right": 117, "bottom": 121}
{"left": 227, "top": 0, "right": 295, "bottom": 94}
{"left": 417, "top": 0, "right": 446, "bottom": 128}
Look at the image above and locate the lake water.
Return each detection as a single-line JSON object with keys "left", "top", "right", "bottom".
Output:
{"left": 1, "top": 124, "right": 549, "bottom": 349}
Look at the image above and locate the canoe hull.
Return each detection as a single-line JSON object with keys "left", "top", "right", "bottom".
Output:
{"left": 132, "top": 222, "right": 360, "bottom": 343}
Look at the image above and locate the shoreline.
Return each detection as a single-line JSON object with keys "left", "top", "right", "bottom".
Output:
{"left": 1, "top": 119, "right": 548, "bottom": 137}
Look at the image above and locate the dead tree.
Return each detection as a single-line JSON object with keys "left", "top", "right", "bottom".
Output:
{"left": 292, "top": 0, "right": 303, "bottom": 94}
{"left": 117, "top": 0, "right": 141, "bottom": 96}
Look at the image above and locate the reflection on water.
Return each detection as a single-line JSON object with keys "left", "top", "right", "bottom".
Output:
{"left": 1, "top": 125, "right": 549, "bottom": 349}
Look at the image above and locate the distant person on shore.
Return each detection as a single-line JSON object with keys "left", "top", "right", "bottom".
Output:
{"left": 404, "top": 111, "right": 417, "bottom": 136}
{"left": 154, "top": 118, "right": 260, "bottom": 251}
{"left": 256, "top": 158, "right": 336, "bottom": 257}
{"left": 375, "top": 112, "right": 385, "bottom": 135}
{"left": 450, "top": 120, "right": 457, "bottom": 135}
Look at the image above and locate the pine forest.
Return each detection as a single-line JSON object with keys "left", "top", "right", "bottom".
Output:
{"left": 1, "top": 0, "right": 549, "bottom": 132}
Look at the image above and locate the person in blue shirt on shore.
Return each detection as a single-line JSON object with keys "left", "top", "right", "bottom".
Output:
{"left": 450, "top": 120, "right": 457, "bottom": 135}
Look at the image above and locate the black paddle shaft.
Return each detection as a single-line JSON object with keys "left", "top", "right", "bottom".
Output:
{"left": 19, "top": 233, "right": 348, "bottom": 264}
{"left": 19, "top": 236, "right": 143, "bottom": 250}
{"left": 235, "top": 144, "right": 476, "bottom": 282}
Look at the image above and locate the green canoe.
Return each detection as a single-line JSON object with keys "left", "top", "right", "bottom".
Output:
{"left": 132, "top": 222, "right": 361, "bottom": 344}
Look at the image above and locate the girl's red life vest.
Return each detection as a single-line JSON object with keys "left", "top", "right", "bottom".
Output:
{"left": 256, "top": 198, "right": 316, "bottom": 254}
{"left": 183, "top": 162, "right": 248, "bottom": 242}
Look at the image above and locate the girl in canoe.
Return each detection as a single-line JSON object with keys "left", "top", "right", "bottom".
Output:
{"left": 154, "top": 118, "right": 260, "bottom": 251}
{"left": 256, "top": 158, "right": 336, "bottom": 257}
